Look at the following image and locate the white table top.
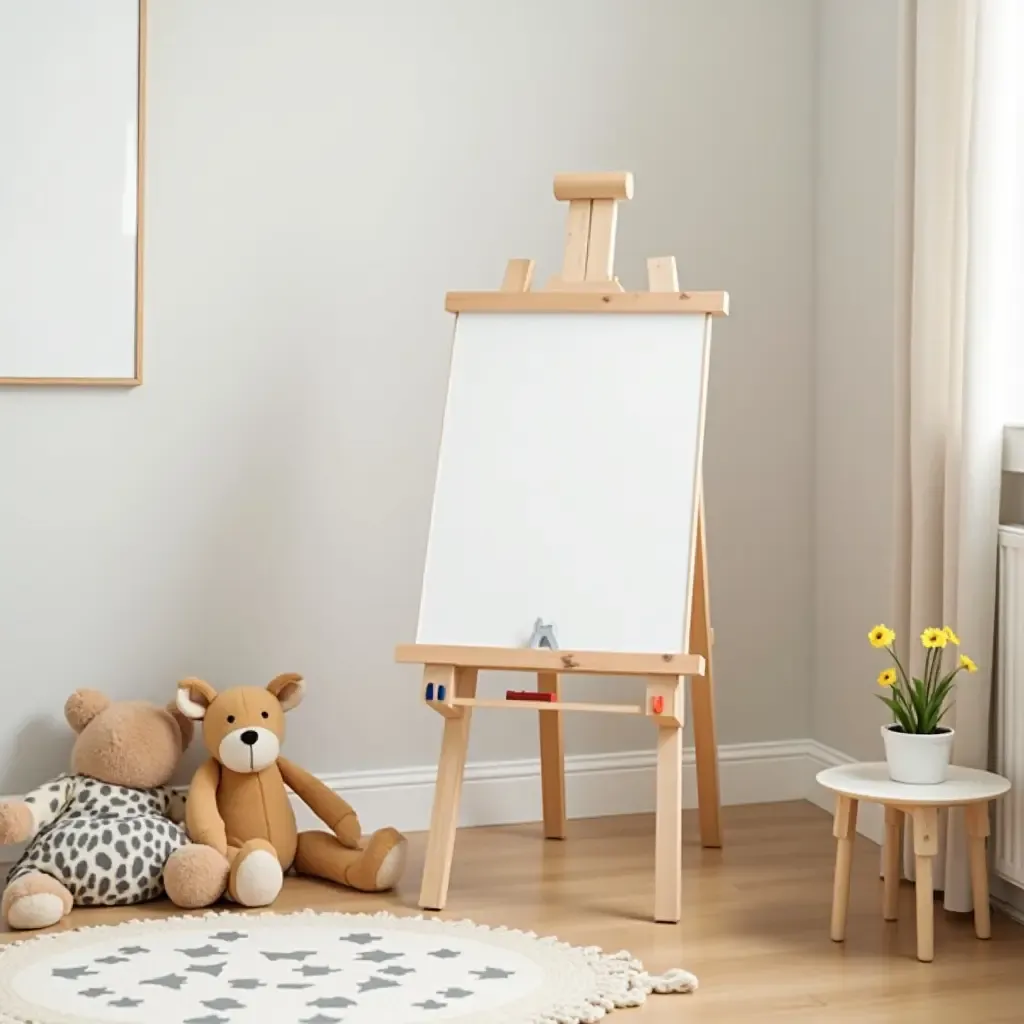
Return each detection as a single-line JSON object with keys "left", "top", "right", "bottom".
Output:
{"left": 816, "top": 763, "right": 1011, "bottom": 806}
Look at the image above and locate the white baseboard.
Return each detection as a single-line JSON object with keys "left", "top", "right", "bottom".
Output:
{"left": 1, "top": 738, "right": 873, "bottom": 868}
{"left": 298, "top": 738, "right": 826, "bottom": 837}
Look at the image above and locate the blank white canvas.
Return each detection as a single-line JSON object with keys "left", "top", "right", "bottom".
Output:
{"left": 416, "top": 311, "right": 708, "bottom": 654}
{"left": 0, "top": 1, "right": 140, "bottom": 380}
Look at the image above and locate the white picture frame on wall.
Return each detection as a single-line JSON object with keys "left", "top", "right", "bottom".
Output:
{"left": 0, "top": 0, "right": 147, "bottom": 386}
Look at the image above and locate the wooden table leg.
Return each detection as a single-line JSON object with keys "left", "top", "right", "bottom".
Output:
{"left": 883, "top": 804, "right": 902, "bottom": 921}
{"left": 537, "top": 671, "right": 566, "bottom": 840}
{"left": 653, "top": 676, "right": 684, "bottom": 923}
{"left": 830, "top": 795, "right": 858, "bottom": 941}
{"left": 911, "top": 806, "right": 939, "bottom": 962}
{"left": 965, "top": 802, "right": 992, "bottom": 940}
{"left": 418, "top": 667, "right": 478, "bottom": 911}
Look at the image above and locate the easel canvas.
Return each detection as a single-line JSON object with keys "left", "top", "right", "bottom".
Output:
{"left": 397, "top": 172, "right": 727, "bottom": 923}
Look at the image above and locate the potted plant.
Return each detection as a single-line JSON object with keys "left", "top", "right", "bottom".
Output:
{"left": 868, "top": 623, "right": 978, "bottom": 784}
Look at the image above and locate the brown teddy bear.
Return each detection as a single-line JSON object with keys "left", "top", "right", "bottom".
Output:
{"left": 175, "top": 672, "right": 407, "bottom": 906}
{"left": 0, "top": 691, "right": 226, "bottom": 930}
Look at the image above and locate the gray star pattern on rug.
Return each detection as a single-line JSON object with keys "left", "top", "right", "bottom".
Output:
{"left": 358, "top": 975, "right": 399, "bottom": 993}
{"left": 202, "top": 998, "right": 245, "bottom": 1011}
{"left": 229, "top": 978, "right": 266, "bottom": 989}
{"left": 184, "top": 1017, "right": 228, "bottom": 1024}
{"left": 380, "top": 965, "right": 415, "bottom": 976}
{"left": 339, "top": 932, "right": 380, "bottom": 945}
{"left": 51, "top": 966, "right": 98, "bottom": 980}
{"left": 307, "top": 996, "right": 357, "bottom": 1009}
{"left": 300, "top": 1016, "right": 341, "bottom": 1024}
{"left": 177, "top": 945, "right": 222, "bottom": 958}
{"left": 210, "top": 931, "right": 247, "bottom": 942}
{"left": 262, "top": 950, "right": 316, "bottom": 961}
{"left": 141, "top": 973, "right": 187, "bottom": 990}
{"left": 357, "top": 950, "right": 403, "bottom": 962}
{"left": 414, "top": 999, "right": 447, "bottom": 1010}
{"left": 472, "top": 967, "right": 515, "bottom": 980}
{"left": 95, "top": 955, "right": 129, "bottom": 964}
{"left": 188, "top": 962, "right": 226, "bottom": 977}
{"left": 118, "top": 947, "right": 149, "bottom": 956}
{"left": 293, "top": 965, "right": 340, "bottom": 977}
{"left": 78, "top": 987, "right": 113, "bottom": 998}
{"left": 428, "top": 948, "right": 461, "bottom": 959}
{"left": 438, "top": 987, "right": 474, "bottom": 998}
{"left": 108, "top": 998, "right": 143, "bottom": 1008}
{"left": 278, "top": 982, "right": 312, "bottom": 989}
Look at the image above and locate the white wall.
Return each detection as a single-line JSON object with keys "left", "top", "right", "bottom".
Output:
{"left": 0, "top": 0, "right": 816, "bottom": 792}
{"left": 812, "top": 0, "right": 912, "bottom": 759}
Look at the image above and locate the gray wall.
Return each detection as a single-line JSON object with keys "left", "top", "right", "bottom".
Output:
{"left": 812, "top": 0, "right": 912, "bottom": 759}
{"left": 0, "top": 0, "right": 816, "bottom": 790}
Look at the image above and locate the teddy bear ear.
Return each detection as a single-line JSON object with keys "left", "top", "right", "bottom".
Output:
{"left": 176, "top": 677, "right": 218, "bottom": 721}
{"left": 166, "top": 703, "right": 195, "bottom": 750}
{"left": 267, "top": 673, "right": 305, "bottom": 712}
{"left": 64, "top": 690, "right": 111, "bottom": 733}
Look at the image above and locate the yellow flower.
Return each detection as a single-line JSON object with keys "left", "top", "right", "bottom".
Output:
{"left": 877, "top": 668, "right": 897, "bottom": 687}
{"left": 921, "top": 627, "right": 947, "bottom": 649}
{"left": 960, "top": 654, "right": 978, "bottom": 673}
{"left": 943, "top": 626, "right": 961, "bottom": 645}
{"left": 869, "top": 624, "right": 895, "bottom": 648}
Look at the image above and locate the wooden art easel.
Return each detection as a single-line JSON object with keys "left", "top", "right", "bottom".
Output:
{"left": 396, "top": 172, "right": 726, "bottom": 924}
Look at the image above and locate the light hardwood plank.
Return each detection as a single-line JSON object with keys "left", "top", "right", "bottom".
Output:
{"left": 5, "top": 803, "right": 1023, "bottom": 1022}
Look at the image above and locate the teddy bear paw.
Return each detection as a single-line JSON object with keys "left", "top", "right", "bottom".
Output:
{"left": 228, "top": 840, "right": 283, "bottom": 907}
{"left": 2, "top": 872, "right": 72, "bottom": 931}
{"left": 0, "top": 802, "right": 35, "bottom": 846}
{"left": 164, "top": 843, "right": 229, "bottom": 909}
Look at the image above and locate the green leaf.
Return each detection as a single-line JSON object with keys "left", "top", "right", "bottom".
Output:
{"left": 877, "top": 694, "right": 914, "bottom": 733}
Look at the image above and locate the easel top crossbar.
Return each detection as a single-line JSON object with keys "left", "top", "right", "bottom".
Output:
{"left": 445, "top": 291, "right": 729, "bottom": 316}
{"left": 396, "top": 644, "right": 705, "bottom": 677}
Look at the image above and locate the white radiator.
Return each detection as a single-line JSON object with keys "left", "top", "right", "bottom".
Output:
{"left": 995, "top": 525, "right": 1024, "bottom": 890}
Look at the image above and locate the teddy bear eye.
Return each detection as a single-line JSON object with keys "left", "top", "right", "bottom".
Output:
{"left": 261, "top": 711, "right": 269, "bottom": 719}
{"left": 226, "top": 715, "right": 235, "bottom": 724}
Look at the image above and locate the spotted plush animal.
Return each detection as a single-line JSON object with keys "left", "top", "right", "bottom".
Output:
{"left": 5, "top": 774, "right": 189, "bottom": 906}
{"left": 0, "top": 690, "right": 227, "bottom": 931}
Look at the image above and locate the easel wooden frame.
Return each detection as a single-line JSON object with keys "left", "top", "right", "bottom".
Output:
{"left": 396, "top": 172, "right": 726, "bottom": 924}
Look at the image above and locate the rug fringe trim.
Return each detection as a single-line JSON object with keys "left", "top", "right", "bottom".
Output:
{"left": 0, "top": 907, "right": 696, "bottom": 1023}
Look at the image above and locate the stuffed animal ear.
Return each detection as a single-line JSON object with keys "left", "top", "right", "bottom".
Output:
{"left": 176, "top": 677, "right": 218, "bottom": 721}
{"left": 64, "top": 689, "right": 112, "bottom": 733}
{"left": 166, "top": 702, "right": 195, "bottom": 750}
{"left": 267, "top": 672, "right": 305, "bottom": 712}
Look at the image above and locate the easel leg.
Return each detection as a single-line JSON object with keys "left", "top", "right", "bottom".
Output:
{"left": 537, "top": 671, "right": 566, "bottom": 840}
{"left": 690, "top": 493, "right": 722, "bottom": 848}
{"left": 418, "top": 668, "right": 478, "bottom": 911}
{"left": 654, "top": 677, "right": 684, "bottom": 923}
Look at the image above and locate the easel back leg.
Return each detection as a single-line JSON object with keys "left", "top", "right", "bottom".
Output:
{"left": 537, "top": 671, "right": 567, "bottom": 839}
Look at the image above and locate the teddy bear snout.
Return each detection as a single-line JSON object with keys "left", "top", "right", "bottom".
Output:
{"left": 217, "top": 726, "right": 280, "bottom": 775}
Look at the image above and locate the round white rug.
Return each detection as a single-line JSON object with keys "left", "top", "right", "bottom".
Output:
{"left": 0, "top": 910, "right": 696, "bottom": 1023}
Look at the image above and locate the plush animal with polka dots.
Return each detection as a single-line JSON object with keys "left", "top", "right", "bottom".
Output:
{"left": 175, "top": 673, "right": 408, "bottom": 907}
{"left": 0, "top": 690, "right": 228, "bottom": 931}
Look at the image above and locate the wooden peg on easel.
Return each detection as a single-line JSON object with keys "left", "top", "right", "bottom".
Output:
{"left": 544, "top": 172, "right": 633, "bottom": 291}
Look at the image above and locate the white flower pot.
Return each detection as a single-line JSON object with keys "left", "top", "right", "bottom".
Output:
{"left": 881, "top": 724, "right": 955, "bottom": 784}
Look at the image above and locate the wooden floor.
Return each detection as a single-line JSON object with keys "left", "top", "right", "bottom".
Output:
{"left": 4, "top": 801, "right": 1024, "bottom": 1022}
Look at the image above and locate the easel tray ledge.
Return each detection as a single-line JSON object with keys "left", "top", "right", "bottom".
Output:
{"left": 395, "top": 643, "right": 706, "bottom": 677}
{"left": 445, "top": 290, "right": 729, "bottom": 316}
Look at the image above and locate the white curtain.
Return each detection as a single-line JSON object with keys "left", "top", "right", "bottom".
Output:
{"left": 895, "top": 0, "right": 1024, "bottom": 912}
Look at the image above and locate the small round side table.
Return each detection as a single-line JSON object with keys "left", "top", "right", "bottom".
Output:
{"left": 816, "top": 762, "right": 1011, "bottom": 962}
